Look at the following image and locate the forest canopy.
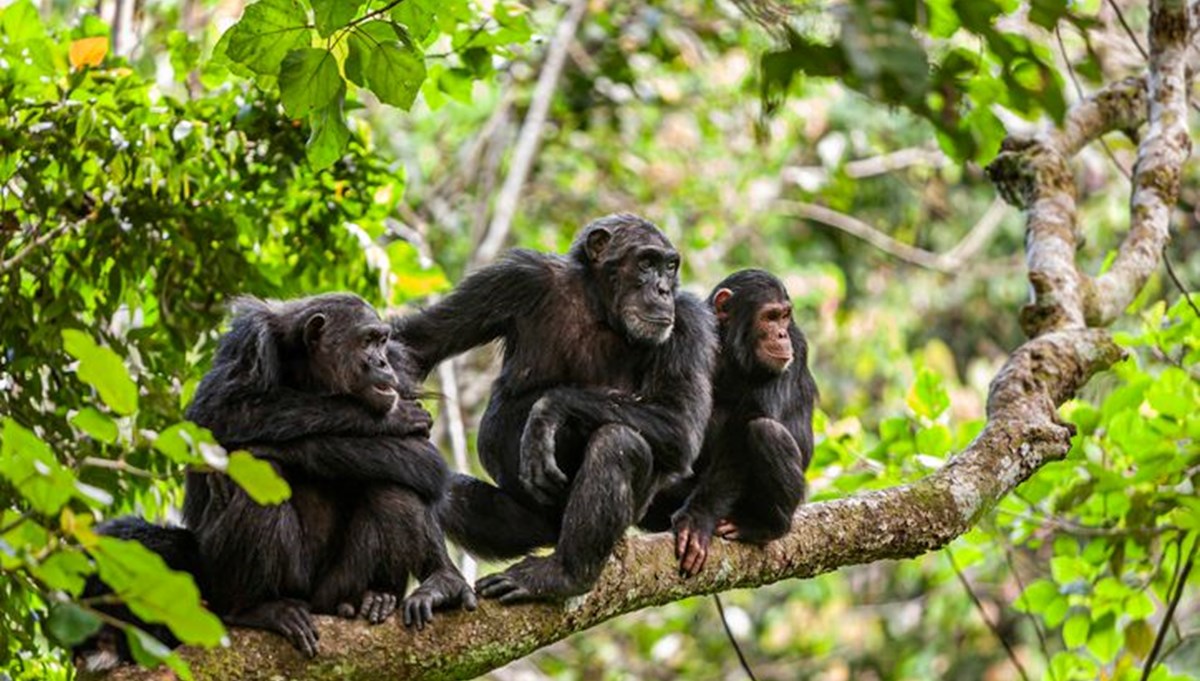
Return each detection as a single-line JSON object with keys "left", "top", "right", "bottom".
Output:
{"left": 0, "top": 0, "right": 1198, "bottom": 680}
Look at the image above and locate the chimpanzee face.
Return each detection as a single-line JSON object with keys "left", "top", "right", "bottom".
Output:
{"left": 587, "top": 222, "right": 680, "bottom": 345}
{"left": 303, "top": 301, "right": 399, "bottom": 414}
{"left": 752, "top": 300, "right": 794, "bottom": 374}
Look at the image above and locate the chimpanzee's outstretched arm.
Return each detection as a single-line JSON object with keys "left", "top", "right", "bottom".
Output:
{"left": 390, "top": 250, "right": 552, "bottom": 378}
{"left": 254, "top": 436, "right": 449, "bottom": 504}
{"left": 187, "top": 389, "right": 431, "bottom": 446}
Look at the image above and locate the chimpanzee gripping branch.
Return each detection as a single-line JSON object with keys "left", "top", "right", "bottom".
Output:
{"left": 108, "top": 1, "right": 1194, "bottom": 678}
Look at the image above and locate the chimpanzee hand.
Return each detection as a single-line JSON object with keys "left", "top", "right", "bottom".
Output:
{"left": 519, "top": 398, "right": 568, "bottom": 506}
{"left": 402, "top": 568, "right": 478, "bottom": 630}
{"left": 388, "top": 399, "right": 433, "bottom": 437}
{"left": 715, "top": 519, "right": 740, "bottom": 540}
{"left": 672, "top": 510, "right": 717, "bottom": 577}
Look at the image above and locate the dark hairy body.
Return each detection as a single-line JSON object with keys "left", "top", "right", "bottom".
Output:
{"left": 643, "top": 269, "right": 817, "bottom": 576}
{"left": 181, "top": 293, "right": 474, "bottom": 656}
{"left": 394, "top": 214, "right": 717, "bottom": 603}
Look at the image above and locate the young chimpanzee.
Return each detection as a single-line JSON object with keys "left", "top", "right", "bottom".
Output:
{"left": 393, "top": 214, "right": 717, "bottom": 603}
{"left": 644, "top": 269, "right": 816, "bottom": 577}
{"left": 180, "top": 293, "right": 474, "bottom": 657}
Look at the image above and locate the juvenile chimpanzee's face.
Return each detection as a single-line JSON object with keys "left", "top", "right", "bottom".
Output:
{"left": 304, "top": 302, "right": 399, "bottom": 414}
{"left": 753, "top": 300, "right": 794, "bottom": 374}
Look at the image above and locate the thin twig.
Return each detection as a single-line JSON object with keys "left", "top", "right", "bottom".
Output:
{"left": 80, "top": 457, "right": 156, "bottom": 479}
{"left": 473, "top": 0, "right": 589, "bottom": 268}
{"left": 1109, "top": 0, "right": 1150, "bottom": 60}
{"left": 1002, "top": 545, "right": 1050, "bottom": 662}
{"left": 1056, "top": 25, "right": 1131, "bottom": 179}
{"left": 437, "top": 359, "right": 477, "bottom": 583}
{"left": 947, "top": 551, "right": 1031, "bottom": 681}
{"left": 713, "top": 594, "right": 759, "bottom": 681}
{"left": 1162, "top": 245, "right": 1200, "bottom": 318}
{"left": 0, "top": 219, "right": 78, "bottom": 275}
{"left": 780, "top": 198, "right": 1008, "bottom": 273}
{"left": 1141, "top": 536, "right": 1197, "bottom": 680}
{"left": 0, "top": 512, "right": 31, "bottom": 536}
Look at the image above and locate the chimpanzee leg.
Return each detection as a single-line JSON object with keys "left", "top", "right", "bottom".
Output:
{"left": 438, "top": 473, "right": 560, "bottom": 559}
{"left": 727, "top": 417, "right": 807, "bottom": 543}
{"left": 195, "top": 482, "right": 324, "bottom": 657}
{"left": 476, "top": 424, "right": 655, "bottom": 603}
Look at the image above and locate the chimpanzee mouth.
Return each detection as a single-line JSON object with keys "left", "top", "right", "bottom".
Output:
{"left": 639, "top": 314, "right": 674, "bottom": 327}
{"left": 372, "top": 384, "right": 398, "bottom": 396}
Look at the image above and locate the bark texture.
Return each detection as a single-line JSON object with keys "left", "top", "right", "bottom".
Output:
{"left": 110, "top": 2, "right": 1193, "bottom": 679}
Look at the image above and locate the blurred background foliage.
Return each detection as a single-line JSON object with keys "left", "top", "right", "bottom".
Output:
{"left": 0, "top": 0, "right": 1197, "bottom": 679}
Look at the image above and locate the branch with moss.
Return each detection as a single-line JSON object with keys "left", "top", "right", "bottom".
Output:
{"left": 108, "top": 2, "right": 1194, "bottom": 679}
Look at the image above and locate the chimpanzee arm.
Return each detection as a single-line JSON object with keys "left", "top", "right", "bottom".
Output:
{"left": 670, "top": 449, "right": 744, "bottom": 577}
{"left": 251, "top": 436, "right": 449, "bottom": 504}
{"left": 187, "top": 389, "right": 431, "bottom": 446}
{"left": 390, "top": 249, "right": 553, "bottom": 378}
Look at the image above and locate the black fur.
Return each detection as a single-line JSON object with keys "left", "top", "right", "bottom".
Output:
{"left": 643, "top": 269, "right": 816, "bottom": 576}
{"left": 393, "top": 214, "right": 717, "bottom": 603}
{"left": 182, "top": 293, "right": 473, "bottom": 657}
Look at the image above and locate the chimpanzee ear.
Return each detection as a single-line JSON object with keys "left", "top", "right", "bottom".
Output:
{"left": 585, "top": 227, "right": 613, "bottom": 263}
{"left": 303, "top": 313, "right": 327, "bottom": 348}
{"left": 712, "top": 288, "right": 734, "bottom": 321}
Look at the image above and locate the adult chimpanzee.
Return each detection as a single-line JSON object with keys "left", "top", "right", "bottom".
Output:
{"left": 183, "top": 293, "right": 475, "bottom": 657}
{"left": 643, "top": 269, "right": 816, "bottom": 577}
{"left": 393, "top": 213, "right": 717, "bottom": 603}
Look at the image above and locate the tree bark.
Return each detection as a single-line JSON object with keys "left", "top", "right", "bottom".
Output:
{"left": 109, "top": 1, "right": 1194, "bottom": 678}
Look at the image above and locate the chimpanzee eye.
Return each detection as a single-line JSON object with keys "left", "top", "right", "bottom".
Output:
{"left": 638, "top": 258, "right": 653, "bottom": 272}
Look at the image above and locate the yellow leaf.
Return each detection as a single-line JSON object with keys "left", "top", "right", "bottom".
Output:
{"left": 69, "top": 36, "right": 108, "bottom": 69}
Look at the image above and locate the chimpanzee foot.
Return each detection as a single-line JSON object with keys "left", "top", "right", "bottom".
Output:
{"left": 360, "top": 590, "right": 399, "bottom": 624}
{"left": 475, "top": 555, "right": 590, "bottom": 604}
{"left": 402, "top": 568, "right": 478, "bottom": 630}
{"left": 226, "top": 599, "right": 320, "bottom": 658}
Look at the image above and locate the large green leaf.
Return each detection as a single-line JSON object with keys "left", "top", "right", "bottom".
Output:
{"left": 223, "top": 0, "right": 313, "bottom": 76}
{"left": 89, "top": 535, "right": 225, "bottom": 647}
{"left": 70, "top": 407, "right": 118, "bottom": 444}
{"left": 364, "top": 40, "right": 427, "bottom": 111}
{"left": 307, "top": 102, "right": 351, "bottom": 170}
{"left": 226, "top": 451, "right": 291, "bottom": 504}
{"left": 311, "top": 0, "right": 364, "bottom": 37}
{"left": 62, "top": 329, "right": 138, "bottom": 415}
{"left": 0, "top": 419, "right": 78, "bottom": 515}
{"left": 30, "top": 549, "right": 94, "bottom": 596}
{"left": 45, "top": 603, "right": 102, "bottom": 647}
{"left": 278, "top": 48, "right": 344, "bottom": 118}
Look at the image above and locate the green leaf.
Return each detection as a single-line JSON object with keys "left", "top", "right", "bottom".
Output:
{"left": 345, "top": 21, "right": 402, "bottom": 88}
{"left": 1014, "top": 578, "right": 1058, "bottom": 613}
{"left": 226, "top": 452, "right": 291, "bottom": 504}
{"left": 30, "top": 549, "right": 94, "bottom": 596}
{"left": 1125, "top": 619, "right": 1155, "bottom": 660}
{"left": 307, "top": 101, "right": 351, "bottom": 169}
{"left": 1062, "top": 613, "right": 1089, "bottom": 648}
{"left": 0, "top": 419, "right": 78, "bottom": 515}
{"left": 364, "top": 40, "right": 427, "bottom": 110}
{"left": 278, "top": 48, "right": 344, "bottom": 118}
{"left": 906, "top": 368, "right": 950, "bottom": 420}
{"left": 62, "top": 329, "right": 138, "bottom": 415}
{"left": 1087, "top": 613, "right": 1120, "bottom": 663}
{"left": 392, "top": 0, "right": 437, "bottom": 43}
{"left": 1, "top": 0, "right": 46, "bottom": 42}
{"left": 311, "top": 0, "right": 363, "bottom": 37}
{"left": 126, "top": 626, "right": 194, "bottom": 681}
{"left": 70, "top": 407, "right": 118, "bottom": 444}
{"left": 154, "top": 422, "right": 215, "bottom": 465}
{"left": 45, "top": 603, "right": 102, "bottom": 647}
{"left": 915, "top": 423, "right": 952, "bottom": 457}
{"left": 90, "top": 535, "right": 225, "bottom": 647}
{"left": 223, "top": 0, "right": 313, "bottom": 76}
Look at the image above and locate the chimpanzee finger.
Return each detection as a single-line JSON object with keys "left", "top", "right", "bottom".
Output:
{"left": 422, "top": 600, "right": 433, "bottom": 627}
{"left": 675, "top": 527, "right": 691, "bottom": 561}
{"left": 336, "top": 602, "right": 356, "bottom": 619}
{"left": 461, "top": 587, "right": 478, "bottom": 611}
{"left": 682, "top": 534, "right": 708, "bottom": 577}
{"left": 498, "top": 586, "right": 533, "bottom": 604}
{"left": 283, "top": 610, "right": 319, "bottom": 658}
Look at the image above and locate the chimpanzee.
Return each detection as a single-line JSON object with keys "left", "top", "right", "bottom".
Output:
{"left": 643, "top": 269, "right": 816, "bottom": 577}
{"left": 393, "top": 214, "right": 717, "bottom": 603}
{"left": 182, "top": 293, "right": 475, "bottom": 657}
